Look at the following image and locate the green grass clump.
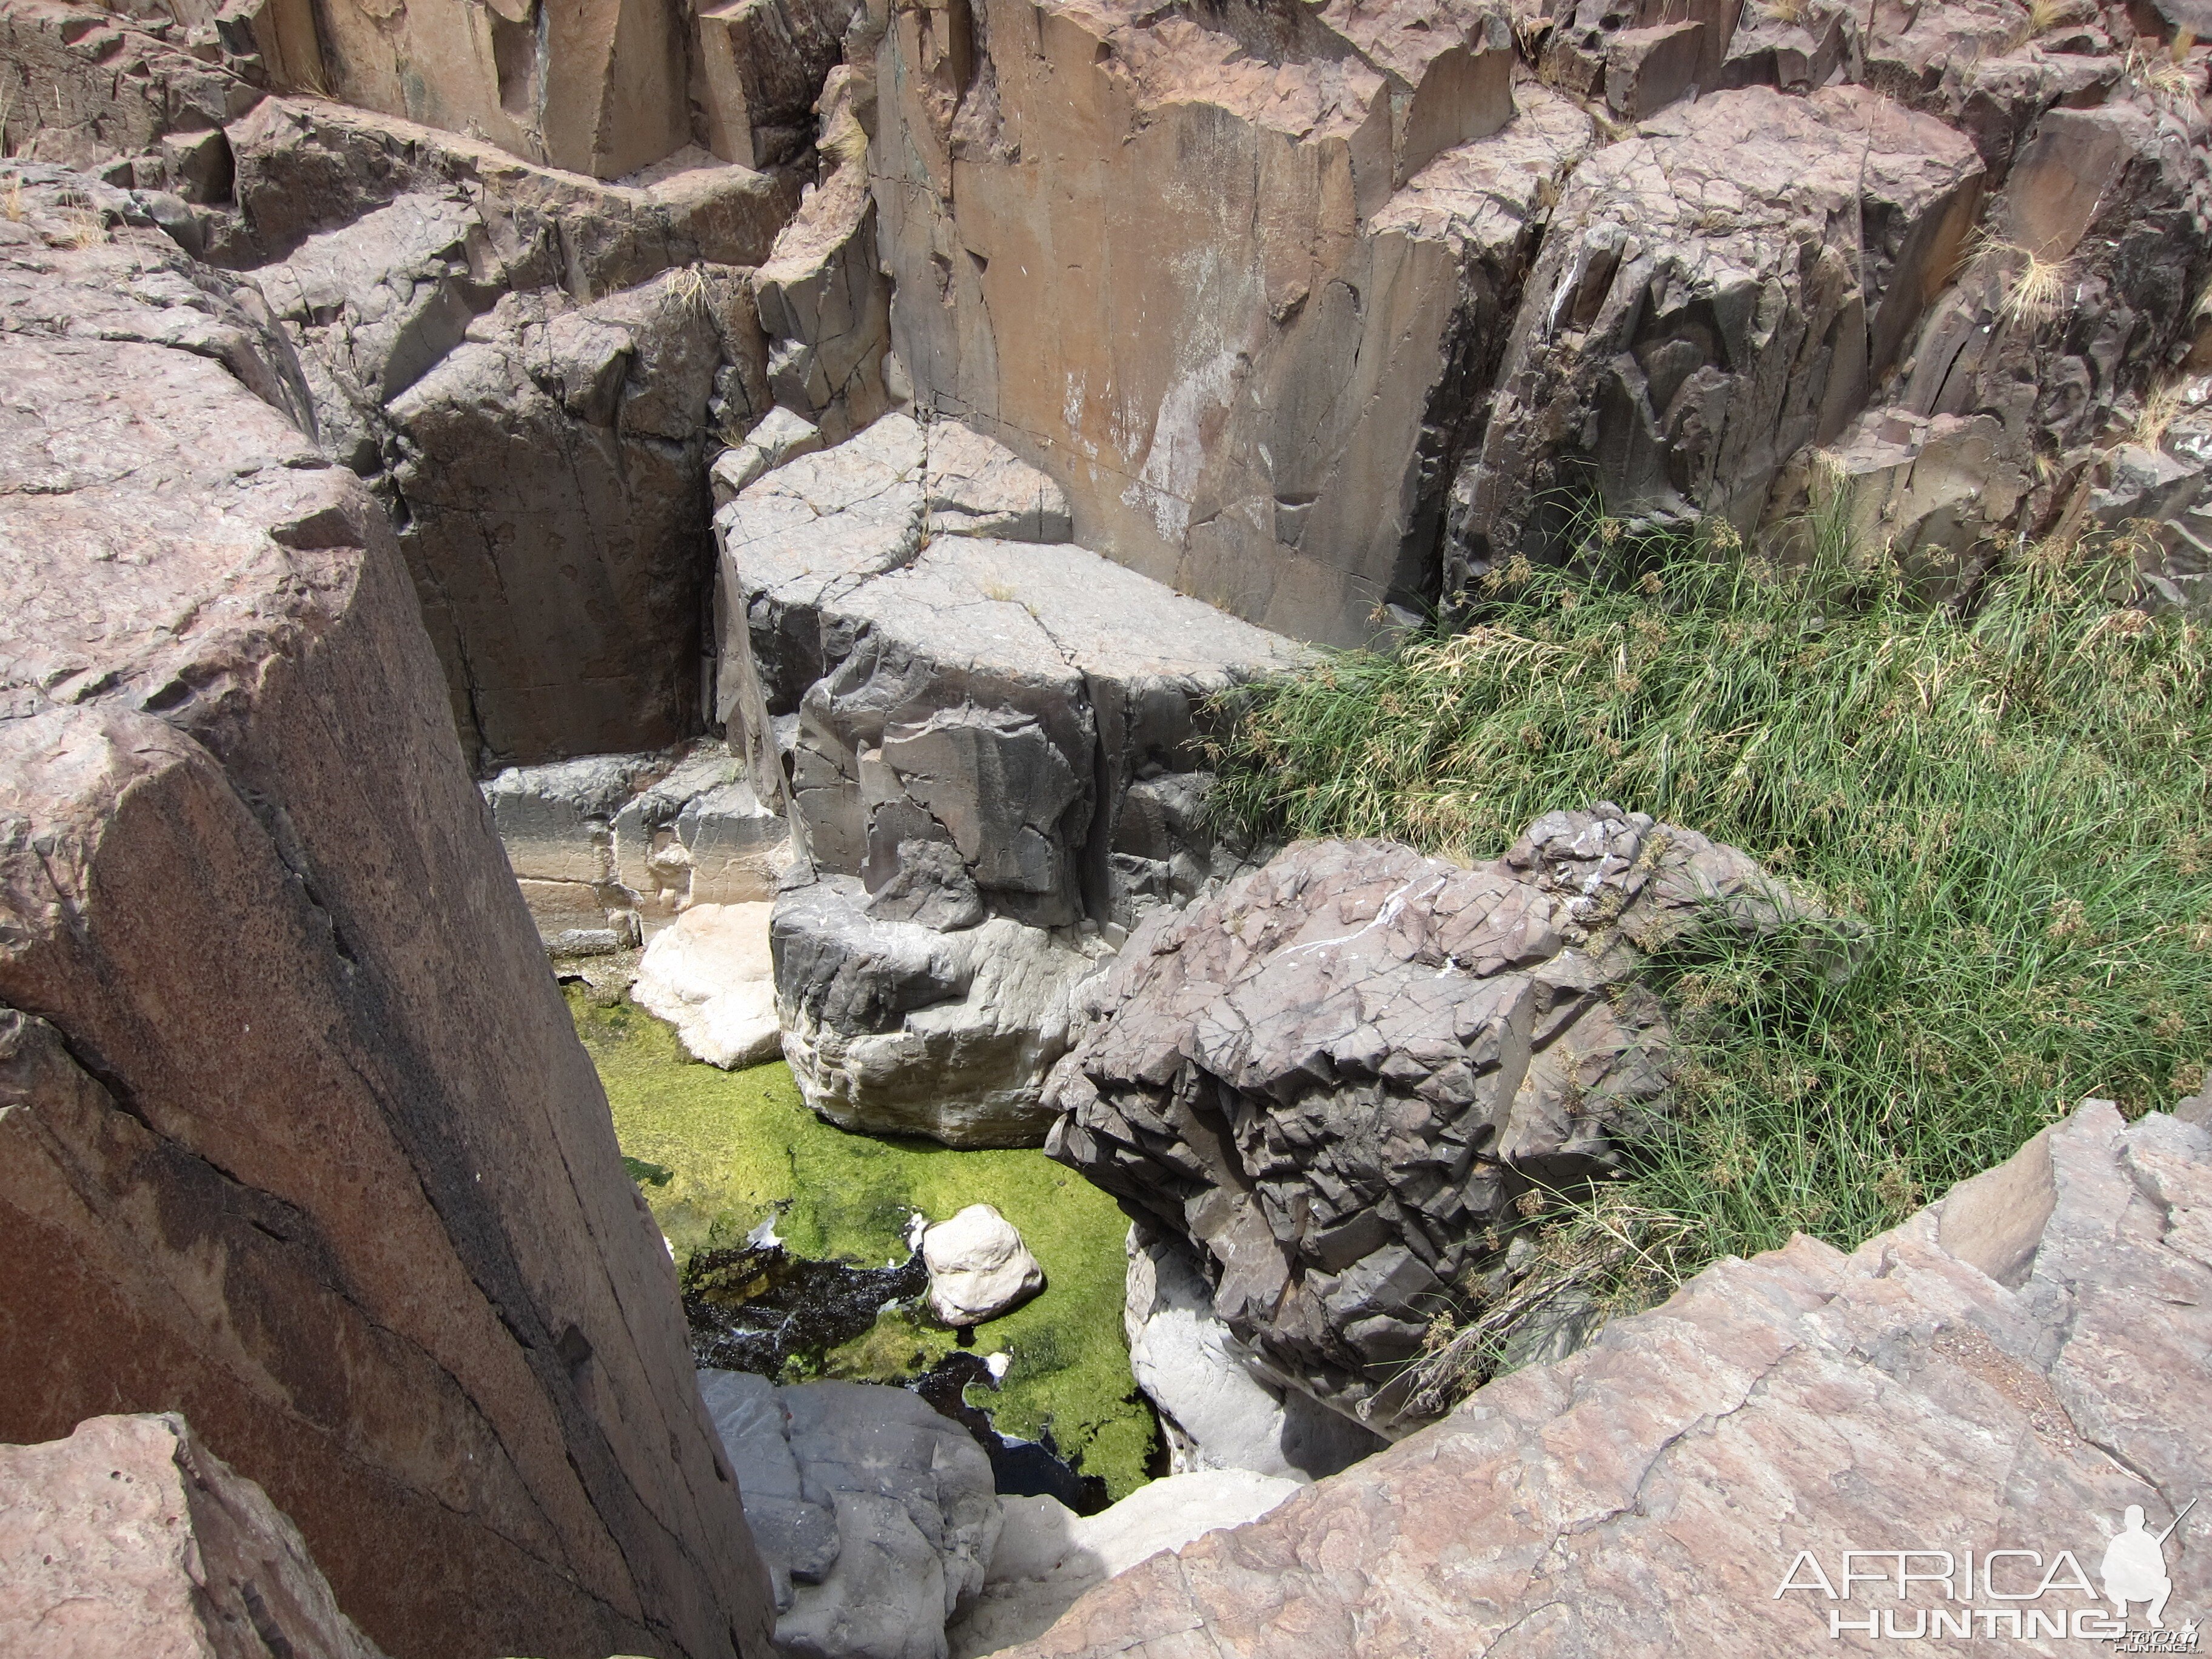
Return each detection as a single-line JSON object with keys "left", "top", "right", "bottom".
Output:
{"left": 568, "top": 988, "right": 1155, "bottom": 1498}
{"left": 1208, "top": 523, "right": 2212, "bottom": 1276}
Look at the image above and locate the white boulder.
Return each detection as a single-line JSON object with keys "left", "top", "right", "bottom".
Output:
{"left": 630, "top": 901, "right": 781, "bottom": 1068}
{"left": 922, "top": 1205, "right": 1045, "bottom": 1327}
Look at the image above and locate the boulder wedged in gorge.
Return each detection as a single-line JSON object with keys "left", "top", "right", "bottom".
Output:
{"left": 873, "top": 0, "right": 1546, "bottom": 643}
{"left": 723, "top": 416, "right": 1302, "bottom": 1141}
{"left": 1000, "top": 1101, "right": 2212, "bottom": 1657}
{"left": 0, "top": 1413, "right": 385, "bottom": 1659}
{"left": 1444, "top": 84, "right": 1985, "bottom": 591}
{"left": 0, "top": 175, "right": 773, "bottom": 1659}
{"left": 1045, "top": 809, "right": 1849, "bottom": 1435}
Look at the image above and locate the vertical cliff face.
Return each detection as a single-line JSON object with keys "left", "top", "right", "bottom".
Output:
{"left": 871, "top": 0, "right": 1525, "bottom": 645}
{"left": 0, "top": 173, "right": 773, "bottom": 1659}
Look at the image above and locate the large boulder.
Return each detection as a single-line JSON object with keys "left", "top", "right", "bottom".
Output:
{"left": 874, "top": 0, "right": 1578, "bottom": 644}
{"left": 700, "top": 1372, "right": 1003, "bottom": 1659}
{"left": 1445, "top": 84, "right": 1984, "bottom": 592}
{"left": 0, "top": 172, "right": 773, "bottom": 1659}
{"left": 772, "top": 876, "right": 1112, "bottom": 1146}
{"left": 725, "top": 416, "right": 1301, "bottom": 1143}
{"left": 634, "top": 901, "right": 784, "bottom": 1068}
{"left": 1045, "top": 807, "right": 1847, "bottom": 1435}
{"left": 998, "top": 1101, "right": 2212, "bottom": 1656}
{"left": 0, "top": 1413, "right": 385, "bottom": 1659}
{"left": 922, "top": 1204, "right": 1046, "bottom": 1326}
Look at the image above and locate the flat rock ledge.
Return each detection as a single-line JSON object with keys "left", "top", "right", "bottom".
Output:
{"left": 1005, "top": 1100, "right": 2212, "bottom": 1657}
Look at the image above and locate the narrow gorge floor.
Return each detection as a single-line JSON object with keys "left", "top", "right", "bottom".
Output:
{"left": 565, "top": 985, "right": 1157, "bottom": 1501}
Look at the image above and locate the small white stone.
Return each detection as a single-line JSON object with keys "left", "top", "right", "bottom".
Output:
{"left": 920, "top": 1204, "right": 1045, "bottom": 1326}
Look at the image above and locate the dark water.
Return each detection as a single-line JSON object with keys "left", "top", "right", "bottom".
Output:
{"left": 681, "top": 1241, "right": 1111, "bottom": 1515}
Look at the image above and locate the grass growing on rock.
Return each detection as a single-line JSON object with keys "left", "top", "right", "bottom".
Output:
{"left": 566, "top": 987, "right": 1156, "bottom": 1499}
{"left": 1208, "top": 523, "right": 2212, "bottom": 1290}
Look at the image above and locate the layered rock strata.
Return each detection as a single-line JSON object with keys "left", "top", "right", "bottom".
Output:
{"left": 0, "top": 1413, "right": 385, "bottom": 1659}
{"left": 1004, "top": 1100, "right": 2212, "bottom": 1656}
{"left": 1045, "top": 807, "right": 1846, "bottom": 1435}
{"left": 0, "top": 173, "right": 772, "bottom": 1659}
{"left": 720, "top": 415, "right": 1303, "bottom": 1142}
{"left": 486, "top": 739, "right": 790, "bottom": 951}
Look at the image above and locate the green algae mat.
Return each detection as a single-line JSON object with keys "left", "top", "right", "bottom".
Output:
{"left": 567, "top": 986, "right": 1156, "bottom": 1499}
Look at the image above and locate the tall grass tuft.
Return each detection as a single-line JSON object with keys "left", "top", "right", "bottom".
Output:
{"left": 1207, "top": 518, "right": 2212, "bottom": 1299}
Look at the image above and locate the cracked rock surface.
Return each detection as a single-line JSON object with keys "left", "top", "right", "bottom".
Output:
{"left": 720, "top": 416, "right": 1301, "bottom": 1142}
{"left": 1045, "top": 808, "right": 1843, "bottom": 1435}
{"left": 0, "top": 173, "right": 772, "bottom": 1659}
{"left": 1000, "top": 1099, "right": 2212, "bottom": 1657}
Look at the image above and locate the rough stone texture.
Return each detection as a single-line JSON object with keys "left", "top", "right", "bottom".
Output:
{"left": 874, "top": 0, "right": 1539, "bottom": 643}
{"left": 998, "top": 1101, "right": 2212, "bottom": 1657}
{"left": 723, "top": 418, "right": 1303, "bottom": 1143}
{"left": 1046, "top": 809, "right": 1846, "bottom": 1435}
{"left": 716, "top": 405, "right": 830, "bottom": 504}
{"left": 1541, "top": 0, "right": 1746, "bottom": 119}
{"left": 773, "top": 874, "right": 1113, "bottom": 1146}
{"left": 0, "top": 1413, "right": 385, "bottom": 1659}
{"left": 756, "top": 63, "right": 895, "bottom": 443}
{"left": 633, "top": 901, "right": 784, "bottom": 1068}
{"left": 700, "top": 1371, "right": 1002, "bottom": 1659}
{"left": 0, "top": 0, "right": 261, "bottom": 193}
{"left": 920, "top": 1203, "right": 1046, "bottom": 1325}
{"left": 694, "top": 0, "right": 863, "bottom": 170}
{"left": 1124, "top": 1224, "right": 1385, "bottom": 1483}
{"left": 946, "top": 1472, "right": 1299, "bottom": 1659}
{"left": 718, "top": 417, "right": 1304, "bottom": 933}
{"left": 1446, "top": 85, "right": 1985, "bottom": 594}
{"left": 486, "top": 740, "right": 790, "bottom": 948}
{"left": 223, "top": 96, "right": 800, "bottom": 285}
{"left": 384, "top": 272, "right": 767, "bottom": 766}
{"left": 0, "top": 172, "right": 774, "bottom": 1659}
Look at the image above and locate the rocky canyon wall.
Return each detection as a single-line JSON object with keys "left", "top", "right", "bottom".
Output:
{"left": 0, "top": 170, "right": 773, "bottom": 1659}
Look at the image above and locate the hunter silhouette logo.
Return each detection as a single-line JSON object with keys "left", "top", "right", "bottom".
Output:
{"left": 1773, "top": 1496, "right": 2200, "bottom": 1644}
{"left": 2105, "top": 1500, "right": 2196, "bottom": 1631}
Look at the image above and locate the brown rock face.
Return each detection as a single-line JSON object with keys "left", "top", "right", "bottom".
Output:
{"left": 1010, "top": 1101, "right": 2212, "bottom": 1655}
{"left": 873, "top": 0, "right": 1529, "bottom": 643}
{"left": 0, "top": 177, "right": 773, "bottom": 1658}
{"left": 1445, "top": 84, "right": 1983, "bottom": 591}
{"left": 0, "top": 1413, "right": 385, "bottom": 1659}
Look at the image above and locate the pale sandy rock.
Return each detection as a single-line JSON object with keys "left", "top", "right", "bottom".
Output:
{"left": 874, "top": 0, "right": 1541, "bottom": 645}
{"left": 1047, "top": 809, "right": 1852, "bottom": 1435}
{"left": 0, "top": 0, "right": 260, "bottom": 188}
{"left": 1124, "top": 1225, "right": 1382, "bottom": 1483}
{"left": 922, "top": 1204, "right": 1046, "bottom": 1325}
{"left": 946, "top": 1473, "right": 1299, "bottom": 1659}
{"left": 998, "top": 1102, "right": 2212, "bottom": 1658}
{"left": 0, "top": 170, "right": 773, "bottom": 1659}
{"left": 633, "top": 902, "right": 783, "bottom": 1068}
{"left": 0, "top": 1413, "right": 386, "bottom": 1659}
{"left": 1446, "top": 85, "right": 1984, "bottom": 594}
